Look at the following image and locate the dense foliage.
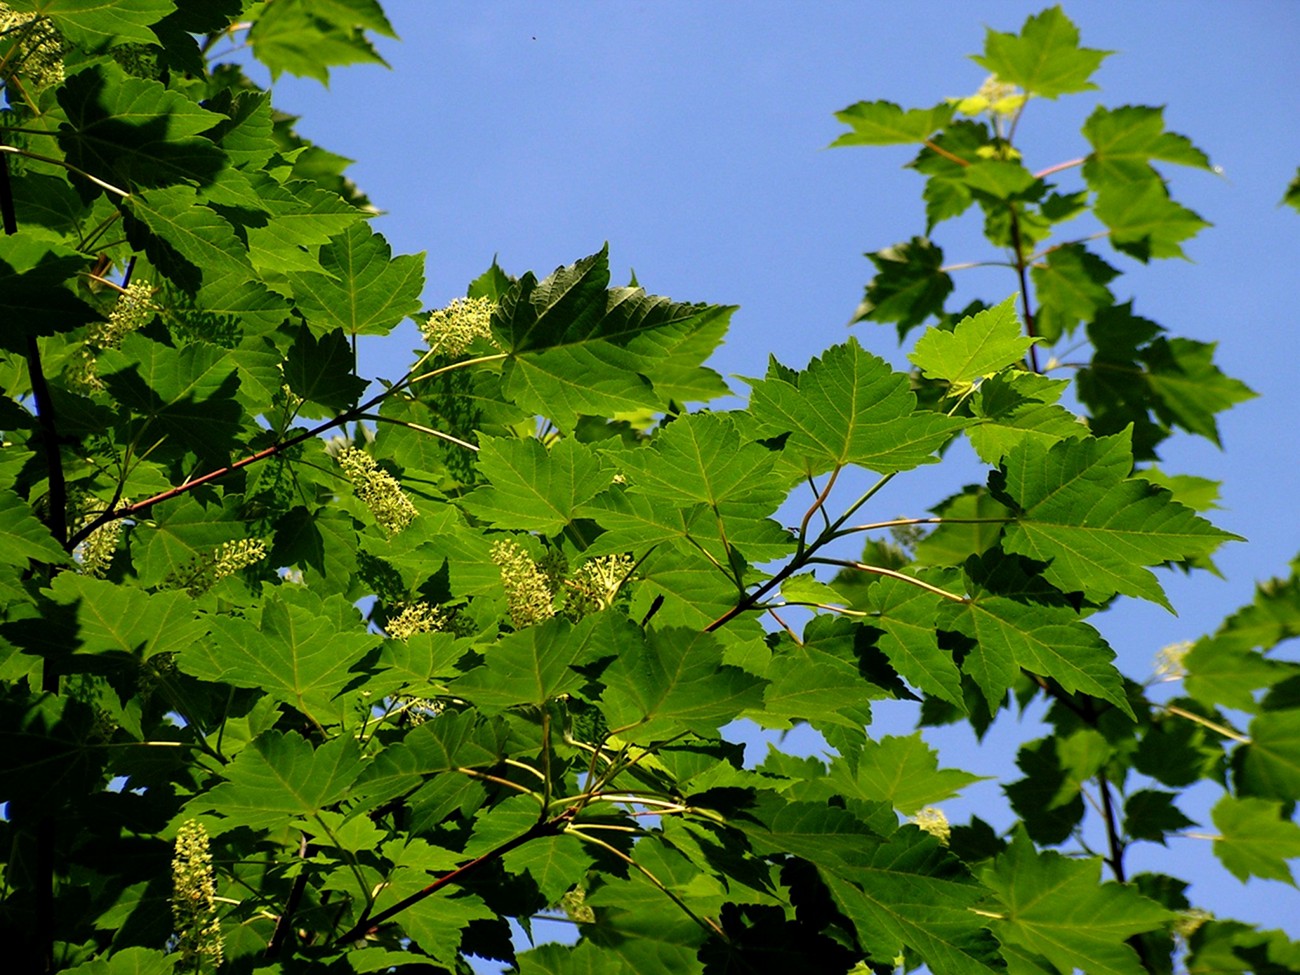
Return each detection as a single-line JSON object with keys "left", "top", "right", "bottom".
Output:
{"left": 1, "top": 2, "right": 1297, "bottom": 973}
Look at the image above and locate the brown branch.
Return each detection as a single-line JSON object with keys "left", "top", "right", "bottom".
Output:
{"left": 266, "top": 834, "right": 314, "bottom": 959}
{"left": 331, "top": 810, "right": 574, "bottom": 947}
{"left": 1006, "top": 202, "right": 1041, "bottom": 373}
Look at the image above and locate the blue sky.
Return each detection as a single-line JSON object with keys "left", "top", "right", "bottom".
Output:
{"left": 256, "top": 0, "right": 1300, "bottom": 947}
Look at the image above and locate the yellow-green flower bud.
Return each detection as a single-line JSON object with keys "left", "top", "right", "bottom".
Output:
{"left": 909, "top": 806, "right": 951, "bottom": 845}
{"left": 337, "top": 445, "right": 418, "bottom": 537}
{"left": 0, "top": 4, "right": 64, "bottom": 94}
{"left": 387, "top": 601, "right": 450, "bottom": 640}
{"left": 171, "top": 820, "right": 223, "bottom": 970}
{"left": 564, "top": 554, "right": 635, "bottom": 619}
{"left": 491, "top": 538, "right": 557, "bottom": 629}
{"left": 420, "top": 296, "right": 496, "bottom": 357}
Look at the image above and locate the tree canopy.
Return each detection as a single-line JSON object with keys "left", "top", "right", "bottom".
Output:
{"left": 1, "top": 3, "right": 1297, "bottom": 974}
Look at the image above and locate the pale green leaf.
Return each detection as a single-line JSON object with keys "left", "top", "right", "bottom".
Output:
{"left": 973, "top": 6, "right": 1109, "bottom": 99}
{"left": 1211, "top": 795, "right": 1300, "bottom": 884}
{"left": 909, "top": 296, "right": 1034, "bottom": 383}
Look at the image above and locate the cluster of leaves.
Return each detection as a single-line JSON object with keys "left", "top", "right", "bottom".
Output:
{"left": 0, "top": 3, "right": 1296, "bottom": 975}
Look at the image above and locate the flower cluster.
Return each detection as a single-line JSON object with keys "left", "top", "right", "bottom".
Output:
{"left": 420, "top": 295, "right": 496, "bottom": 357}
{"left": 491, "top": 538, "right": 558, "bottom": 629}
{"left": 909, "top": 806, "right": 951, "bottom": 845}
{"left": 0, "top": 4, "right": 64, "bottom": 94}
{"left": 164, "top": 539, "right": 267, "bottom": 596}
{"left": 171, "top": 820, "right": 223, "bottom": 970}
{"left": 337, "top": 446, "right": 418, "bottom": 536}
{"left": 386, "top": 601, "right": 450, "bottom": 640}
{"left": 953, "top": 75, "right": 1025, "bottom": 118}
{"left": 72, "top": 281, "right": 157, "bottom": 391}
{"left": 1154, "top": 640, "right": 1194, "bottom": 680}
{"left": 71, "top": 495, "right": 123, "bottom": 578}
{"left": 564, "top": 554, "right": 635, "bottom": 619}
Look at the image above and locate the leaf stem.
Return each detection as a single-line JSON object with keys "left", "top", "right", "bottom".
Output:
{"left": 805, "top": 558, "right": 968, "bottom": 602}
{"left": 567, "top": 827, "right": 726, "bottom": 940}
{"left": 0, "top": 145, "right": 130, "bottom": 198}
{"left": 1033, "top": 156, "right": 1086, "bottom": 180}
{"left": 332, "top": 811, "right": 574, "bottom": 946}
{"left": 1161, "top": 704, "right": 1250, "bottom": 743}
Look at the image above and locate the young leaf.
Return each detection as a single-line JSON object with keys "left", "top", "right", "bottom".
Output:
{"left": 909, "top": 296, "right": 1034, "bottom": 383}
{"left": 973, "top": 6, "right": 1110, "bottom": 99}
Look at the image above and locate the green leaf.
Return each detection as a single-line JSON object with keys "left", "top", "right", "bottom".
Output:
{"left": 1082, "top": 105, "right": 1212, "bottom": 186}
{"left": 248, "top": 0, "right": 396, "bottom": 83}
{"left": 866, "top": 576, "right": 963, "bottom": 706}
{"left": 1284, "top": 167, "right": 1300, "bottom": 212}
{"left": 185, "top": 730, "right": 364, "bottom": 834}
{"left": 1122, "top": 790, "right": 1195, "bottom": 844}
{"left": 46, "top": 574, "right": 204, "bottom": 661}
{"left": 12, "top": 0, "right": 173, "bottom": 49}
{"left": 181, "top": 587, "right": 380, "bottom": 725}
{"left": 58, "top": 63, "right": 226, "bottom": 188}
{"left": 289, "top": 223, "right": 425, "bottom": 336}
{"left": 910, "top": 296, "right": 1034, "bottom": 383}
{"left": 1211, "top": 795, "right": 1300, "bottom": 885}
{"left": 943, "top": 552, "right": 1129, "bottom": 712}
{"left": 1235, "top": 710, "right": 1300, "bottom": 801}
{"left": 852, "top": 237, "right": 953, "bottom": 336}
{"left": 973, "top": 6, "right": 1110, "bottom": 99}
{"left": 0, "top": 235, "right": 100, "bottom": 348}
{"left": 981, "top": 830, "right": 1172, "bottom": 975}
{"left": 63, "top": 946, "right": 176, "bottom": 975}
{"left": 831, "top": 100, "right": 955, "bottom": 146}
{"left": 0, "top": 488, "right": 71, "bottom": 568}
{"left": 819, "top": 832, "right": 1001, "bottom": 975}
{"left": 1028, "top": 244, "right": 1119, "bottom": 343}
{"left": 495, "top": 247, "right": 732, "bottom": 428}
{"left": 1183, "top": 637, "right": 1283, "bottom": 713}
{"left": 754, "top": 646, "right": 876, "bottom": 732}
{"left": 748, "top": 337, "right": 964, "bottom": 478}
{"left": 453, "top": 613, "right": 630, "bottom": 712}
{"left": 1141, "top": 337, "right": 1256, "bottom": 445}
{"left": 282, "top": 325, "right": 368, "bottom": 415}
{"left": 1094, "top": 180, "right": 1210, "bottom": 261}
{"left": 460, "top": 436, "right": 610, "bottom": 535}
{"left": 598, "top": 627, "right": 765, "bottom": 742}
{"left": 914, "top": 487, "right": 1015, "bottom": 567}
{"left": 967, "top": 371, "right": 1087, "bottom": 465}
{"left": 998, "top": 431, "right": 1237, "bottom": 608}
{"left": 836, "top": 733, "right": 986, "bottom": 815}
{"left": 99, "top": 334, "right": 244, "bottom": 465}
{"left": 126, "top": 185, "right": 288, "bottom": 331}
{"left": 352, "top": 710, "right": 508, "bottom": 808}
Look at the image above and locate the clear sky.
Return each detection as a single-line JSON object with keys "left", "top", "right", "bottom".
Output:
{"left": 255, "top": 0, "right": 1300, "bottom": 948}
